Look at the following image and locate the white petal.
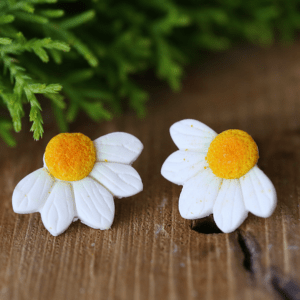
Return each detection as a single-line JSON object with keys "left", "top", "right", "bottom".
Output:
{"left": 12, "top": 168, "right": 55, "bottom": 214}
{"left": 93, "top": 132, "right": 143, "bottom": 165}
{"left": 73, "top": 177, "right": 114, "bottom": 230}
{"left": 213, "top": 179, "right": 248, "bottom": 233}
{"left": 240, "top": 166, "right": 277, "bottom": 218}
{"left": 179, "top": 168, "right": 222, "bottom": 219}
{"left": 40, "top": 181, "right": 75, "bottom": 236}
{"left": 170, "top": 119, "right": 217, "bottom": 152}
{"left": 89, "top": 162, "right": 143, "bottom": 198}
{"left": 161, "top": 150, "right": 207, "bottom": 185}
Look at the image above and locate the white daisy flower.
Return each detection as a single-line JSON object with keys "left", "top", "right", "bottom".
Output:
{"left": 161, "top": 119, "right": 277, "bottom": 233}
{"left": 12, "top": 132, "right": 143, "bottom": 236}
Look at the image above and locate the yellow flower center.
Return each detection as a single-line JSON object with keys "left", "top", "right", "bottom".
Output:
{"left": 206, "top": 129, "right": 259, "bottom": 179}
{"left": 45, "top": 133, "right": 96, "bottom": 181}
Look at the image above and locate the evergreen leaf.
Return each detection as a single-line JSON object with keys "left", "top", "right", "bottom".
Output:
{"left": 28, "top": 0, "right": 57, "bottom": 3}
{"left": 58, "top": 10, "right": 96, "bottom": 29}
{"left": 45, "top": 92, "right": 66, "bottom": 109}
{"left": 48, "top": 48, "right": 63, "bottom": 63}
{"left": 63, "top": 69, "right": 94, "bottom": 83}
{"left": 14, "top": 12, "right": 49, "bottom": 24}
{"left": 51, "top": 101, "right": 68, "bottom": 132}
{"left": 0, "top": 38, "right": 12, "bottom": 45}
{"left": 0, "top": 15, "right": 15, "bottom": 25}
{"left": 43, "top": 40, "right": 70, "bottom": 52}
{"left": 40, "top": 9, "right": 64, "bottom": 18}
{"left": 80, "top": 101, "right": 112, "bottom": 121}
{"left": 76, "top": 89, "right": 113, "bottom": 100}
{"left": 11, "top": 3, "right": 35, "bottom": 13}
{"left": 46, "top": 23, "right": 98, "bottom": 66}
{"left": 29, "top": 105, "right": 44, "bottom": 140}
{"left": 32, "top": 46, "right": 49, "bottom": 62}
{"left": 0, "top": 118, "right": 16, "bottom": 146}
{"left": 66, "top": 102, "right": 79, "bottom": 122}
{"left": 28, "top": 83, "right": 62, "bottom": 93}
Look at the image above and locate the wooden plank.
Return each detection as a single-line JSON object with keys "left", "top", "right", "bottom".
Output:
{"left": 1, "top": 42, "right": 300, "bottom": 300}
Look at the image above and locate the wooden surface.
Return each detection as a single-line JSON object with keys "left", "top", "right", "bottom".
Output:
{"left": 1, "top": 42, "right": 300, "bottom": 300}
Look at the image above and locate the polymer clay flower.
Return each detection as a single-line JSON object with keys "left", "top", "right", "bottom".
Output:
{"left": 13, "top": 132, "right": 143, "bottom": 236}
{"left": 161, "top": 119, "right": 276, "bottom": 233}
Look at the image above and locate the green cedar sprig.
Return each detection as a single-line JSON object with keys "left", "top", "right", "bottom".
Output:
{"left": 1, "top": 0, "right": 300, "bottom": 146}
{"left": 0, "top": 0, "right": 70, "bottom": 143}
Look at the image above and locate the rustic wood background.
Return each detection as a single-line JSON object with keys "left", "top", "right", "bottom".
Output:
{"left": 1, "top": 42, "right": 300, "bottom": 300}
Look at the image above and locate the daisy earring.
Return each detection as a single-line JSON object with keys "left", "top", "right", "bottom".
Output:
{"left": 161, "top": 119, "right": 277, "bottom": 233}
{"left": 12, "top": 132, "right": 143, "bottom": 236}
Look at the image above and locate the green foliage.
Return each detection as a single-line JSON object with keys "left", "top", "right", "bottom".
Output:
{"left": 1, "top": 0, "right": 300, "bottom": 145}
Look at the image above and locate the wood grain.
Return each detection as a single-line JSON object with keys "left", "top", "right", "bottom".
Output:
{"left": 1, "top": 42, "right": 300, "bottom": 300}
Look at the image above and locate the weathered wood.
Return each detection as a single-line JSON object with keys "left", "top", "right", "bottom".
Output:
{"left": 1, "top": 42, "right": 300, "bottom": 300}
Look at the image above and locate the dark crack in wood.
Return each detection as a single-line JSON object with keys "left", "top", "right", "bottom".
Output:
{"left": 235, "top": 231, "right": 300, "bottom": 300}
{"left": 237, "top": 230, "right": 253, "bottom": 273}
{"left": 236, "top": 230, "right": 263, "bottom": 276}
{"left": 270, "top": 267, "right": 300, "bottom": 300}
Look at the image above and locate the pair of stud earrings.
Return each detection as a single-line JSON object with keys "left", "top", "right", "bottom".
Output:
{"left": 12, "top": 119, "right": 277, "bottom": 236}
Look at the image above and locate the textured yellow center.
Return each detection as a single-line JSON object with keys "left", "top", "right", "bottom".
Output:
{"left": 206, "top": 129, "right": 259, "bottom": 179}
{"left": 45, "top": 133, "right": 96, "bottom": 181}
